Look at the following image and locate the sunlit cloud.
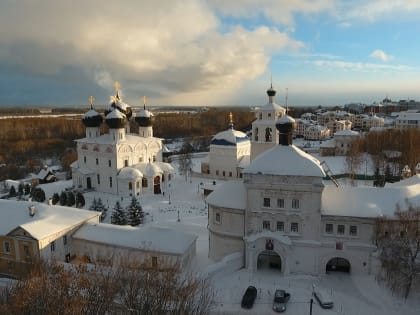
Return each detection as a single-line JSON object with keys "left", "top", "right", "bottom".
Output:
{"left": 369, "top": 50, "right": 393, "bottom": 62}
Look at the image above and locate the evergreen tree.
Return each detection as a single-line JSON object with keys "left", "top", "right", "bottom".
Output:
{"left": 59, "top": 191, "right": 67, "bottom": 206}
{"left": 111, "top": 201, "right": 127, "bottom": 225}
{"left": 96, "top": 198, "right": 107, "bottom": 220}
{"left": 18, "top": 183, "right": 24, "bottom": 195}
{"left": 9, "top": 185, "right": 16, "bottom": 198}
{"left": 89, "top": 198, "right": 98, "bottom": 211}
{"left": 127, "top": 197, "right": 144, "bottom": 226}
{"left": 66, "top": 191, "right": 75, "bottom": 207}
{"left": 24, "top": 184, "right": 31, "bottom": 195}
{"left": 52, "top": 193, "right": 60, "bottom": 205}
{"left": 75, "top": 192, "right": 85, "bottom": 208}
{"left": 32, "top": 188, "right": 46, "bottom": 202}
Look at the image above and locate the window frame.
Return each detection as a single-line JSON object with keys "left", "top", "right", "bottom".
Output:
{"left": 325, "top": 223, "right": 334, "bottom": 234}
{"left": 291, "top": 222, "right": 299, "bottom": 233}
{"left": 263, "top": 220, "right": 271, "bottom": 230}
{"left": 263, "top": 197, "right": 271, "bottom": 208}
{"left": 337, "top": 224, "right": 345, "bottom": 235}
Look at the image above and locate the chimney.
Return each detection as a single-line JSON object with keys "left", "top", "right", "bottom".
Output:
{"left": 29, "top": 205, "right": 36, "bottom": 217}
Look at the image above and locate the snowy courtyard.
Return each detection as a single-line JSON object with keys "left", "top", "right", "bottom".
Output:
{"left": 35, "top": 154, "right": 420, "bottom": 315}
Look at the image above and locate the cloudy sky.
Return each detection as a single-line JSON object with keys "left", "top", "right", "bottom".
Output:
{"left": 1, "top": 0, "right": 420, "bottom": 107}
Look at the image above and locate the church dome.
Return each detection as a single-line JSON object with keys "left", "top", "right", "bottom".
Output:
{"left": 244, "top": 145, "right": 325, "bottom": 177}
{"left": 267, "top": 85, "right": 276, "bottom": 97}
{"left": 210, "top": 128, "right": 249, "bottom": 146}
{"left": 117, "top": 167, "right": 143, "bottom": 180}
{"left": 135, "top": 108, "right": 155, "bottom": 127}
{"left": 82, "top": 106, "right": 103, "bottom": 127}
{"left": 105, "top": 108, "right": 127, "bottom": 129}
{"left": 105, "top": 93, "right": 133, "bottom": 120}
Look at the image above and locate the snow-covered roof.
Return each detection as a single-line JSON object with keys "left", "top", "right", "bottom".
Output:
{"left": 76, "top": 134, "right": 163, "bottom": 145}
{"left": 334, "top": 130, "right": 360, "bottom": 136}
{"left": 118, "top": 167, "right": 143, "bottom": 180}
{"left": 134, "top": 162, "right": 163, "bottom": 177}
{"left": 154, "top": 161, "right": 175, "bottom": 173}
{"left": 0, "top": 200, "right": 100, "bottom": 240}
{"left": 321, "top": 181, "right": 420, "bottom": 218}
{"left": 206, "top": 181, "right": 246, "bottom": 210}
{"left": 259, "top": 102, "right": 285, "bottom": 112}
{"left": 320, "top": 139, "right": 335, "bottom": 148}
{"left": 73, "top": 223, "right": 197, "bottom": 255}
{"left": 137, "top": 109, "right": 153, "bottom": 118}
{"left": 277, "top": 114, "right": 295, "bottom": 124}
{"left": 244, "top": 145, "right": 326, "bottom": 177}
{"left": 106, "top": 108, "right": 126, "bottom": 119}
{"left": 210, "top": 128, "right": 249, "bottom": 146}
{"left": 84, "top": 109, "right": 100, "bottom": 118}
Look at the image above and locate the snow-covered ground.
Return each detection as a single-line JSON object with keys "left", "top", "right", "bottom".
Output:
{"left": 35, "top": 153, "right": 420, "bottom": 315}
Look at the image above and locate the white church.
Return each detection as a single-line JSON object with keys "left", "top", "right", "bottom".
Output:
{"left": 71, "top": 84, "right": 174, "bottom": 196}
{"left": 202, "top": 85, "right": 286, "bottom": 179}
{"left": 206, "top": 108, "right": 420, "bottom": 276}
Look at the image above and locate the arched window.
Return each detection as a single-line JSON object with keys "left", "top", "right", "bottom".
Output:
{"left": 265, "top": 128, "right": 272, "bottom": 142}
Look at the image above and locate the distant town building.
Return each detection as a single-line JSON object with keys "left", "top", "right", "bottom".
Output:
{"left": 326, "top": 119, "right": 352, "bottom": 134}
{"left": 304, "top": 125, "right": 330, "bottom": 141}
{"left": 394, "top": 110, "right": 420, "bottom": 129}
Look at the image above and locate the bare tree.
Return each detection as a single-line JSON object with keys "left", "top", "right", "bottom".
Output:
{"left": 345, "top": 138, "right": 363, "bottom": 185}
{"left": 0, "top": 258, "right": 214, "bottom": 315}
{"left": 375, "top": 201, "right": 420, "bottom": 298}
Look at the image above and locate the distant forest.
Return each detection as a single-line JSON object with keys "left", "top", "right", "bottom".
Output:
{"left": 0, "top": 108, "right": 255, "bottom": 180}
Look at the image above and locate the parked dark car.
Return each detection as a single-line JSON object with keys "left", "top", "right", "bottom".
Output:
{"left": 313, "top": 288, "right": 334, "bottom": 309}
{"left": 241, "top": 286, "right": 257, "bottom": 309}
{"left": 272, "top": 289, "right": 291, "bottom": 312}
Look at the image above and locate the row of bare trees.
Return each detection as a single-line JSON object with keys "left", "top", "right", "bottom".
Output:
{"left": 0, "top": 260, "right": 214, "bottom": 315}
{"left": 345, "top": 129, "right": 420, "bottom": 182}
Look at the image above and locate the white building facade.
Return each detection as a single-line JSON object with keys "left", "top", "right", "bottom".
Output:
{"left": 207, "top": 115, "right": 418, "bottom": 276}
{"left": 72, "top": 89, "right": 174, "bottom": 196}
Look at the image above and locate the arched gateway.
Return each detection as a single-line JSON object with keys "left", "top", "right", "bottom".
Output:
{"left": 245, "top": 233, "right": 291, "bottom": 274}
{"left": 326, "top": 257, "right": 351, "bottom": 273}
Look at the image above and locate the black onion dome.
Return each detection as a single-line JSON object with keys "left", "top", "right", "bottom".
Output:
{"left": 267, "top": 85, "right": 276, "bottom": 97}
{"left": 104, "top": 94, "right": 132, "bottom": 120}
{"left": 82, "top": 107, "right": 103, "bottom": 127}
{"left": 105, "top": 108, "right": 127, "bottom": 129}
{"left": 135, "top": 108, "right": 155, "bottom": 127}
{"left": 276, "top": 114, "right": 296, "bottom": 145}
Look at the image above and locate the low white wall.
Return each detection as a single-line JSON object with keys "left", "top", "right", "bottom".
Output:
{"left": 203, "top": 251, "right": 243, "bottom": 279}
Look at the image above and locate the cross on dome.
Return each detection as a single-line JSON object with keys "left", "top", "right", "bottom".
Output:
{"left": 89, "top": 95, "right": 95, "bottom": 108}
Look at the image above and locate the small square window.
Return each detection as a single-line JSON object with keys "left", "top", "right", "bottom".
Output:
{"left": 152, "top": 256, "right": 158, "bottom": 268}
{"left": 276, "top": 221, "right": 284, "bottom": 231}
{"left": 291, "top": 222, "right": 299, "bottom": 233}
{"left": 277, "top": 198, "right": 284, "bottom": 208}
{"left": 4, "top": 241, "right": 10, "bottom": 253}
{"left": 215, "top": 213, "right": 221, "bottom": 223}
{"left": 349, "top": 225, "right": 357, "bottom": 236}
{"left": 337, "top": 225, "right": 345, "bottom": 235}
{"left": 263, "top": 220, "right": 270, "bottom": 230}
{"left": 23, "top": 244, "right": 30, "bottom": 257}
{"left": 263, "top": 198, "right": 270, "bottom": 207}
{"left": 325, "top": 224, "right": 333, "bottom": 234}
